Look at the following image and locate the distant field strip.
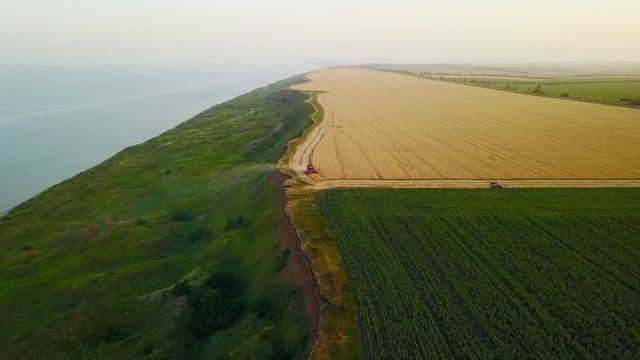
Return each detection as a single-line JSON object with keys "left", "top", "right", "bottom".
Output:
{"left": 291, "top": 68, "right": 640, "bottom": 181}
{"left": 317, "top": 188, "right": 640, "bottom": 359}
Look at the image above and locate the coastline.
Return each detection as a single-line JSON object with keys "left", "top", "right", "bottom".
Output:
{"left": 0, "top": 73, "right": 319, "bottom": 357}
{"left": 0, "top": 65, "right": 316, "bottom": 215}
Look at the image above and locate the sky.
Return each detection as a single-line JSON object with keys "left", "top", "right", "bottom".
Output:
{"left": 1, "top": 0, "right": 639, "bottom": 67}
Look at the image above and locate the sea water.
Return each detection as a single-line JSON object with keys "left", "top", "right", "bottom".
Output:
{"left": 0, "top": 64, "right": 314, "bottom": 214}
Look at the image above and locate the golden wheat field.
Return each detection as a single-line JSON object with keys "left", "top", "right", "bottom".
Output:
{"left": 290, "top": 68, "right": 640, "bottom": 181}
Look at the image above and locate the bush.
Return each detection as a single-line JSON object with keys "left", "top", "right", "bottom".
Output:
{"left": 252, "top": 296, "right": 271, "bottom": 318}
{"left": 620, "top": 97, "right": 640, "bottom": 105}
{"left": 188, "top": 288, "right": 244, "bottom": 337}
{"left": 187, "top": 272, "right": 245, "bottom": 338}
{"left": 172, "top": 281, "right": 191, "bottom": 296}
{"left": 55, "top": 303, "right": 131, "bottom": 358}
{"left": 204, "top": 271, "right": 239, "bottom": 290}
{"left": 172, "top": 210, "right": 193, "bottom": 222}
{"left": 560, "top": 92, "right": 570, "bottom": 97}
{"left": 189, "top": 226, "right": 208, "bottom": 242}
{"left": 226, "top": 216, "right": 252, "bottom": 230}
{"left": 135, "top": 218, "right": 148, "bottom": 226}
{"left": 274, "top": 249, "right": 290, "bottom": 272}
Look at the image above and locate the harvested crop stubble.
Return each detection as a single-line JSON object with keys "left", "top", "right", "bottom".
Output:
{"left": 291, "top": 68, "right": 640, "bottom": 180}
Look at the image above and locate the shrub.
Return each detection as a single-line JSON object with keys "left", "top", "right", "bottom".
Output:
{"left": 252, "top": 296, "right": 270, "bottom": 318}
{"left": 188, "top": 288, "right": 244, "bottom": 337}
{"left": 560, "top": 92, "right": 570, "bottom": 97}
{"left": 226, "top": 216, "right": 252, "bottom": 230}
{"left": 172, "top": 210, "right": 193, "bottom": 222}
{"left": 171, "top": 281, "right": 191, "bottom": 296}
{"left": 189, "top": 226, "right": 208, "bottom": 242}
{"left": 204, "top": 271, "right": 239, "bottom": 290}
{"left": 274, "top": 249, "right": 290, "bottom": 272}
{"left": 135, "top": 218, "right": 148, "bottom": 226}
{"left": 187, "top": 272, "right": 245, "bottom": 338}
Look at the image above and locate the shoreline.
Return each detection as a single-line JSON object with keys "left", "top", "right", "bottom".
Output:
{"left": 0, "top": 65, "right": 317, "bottom": 215}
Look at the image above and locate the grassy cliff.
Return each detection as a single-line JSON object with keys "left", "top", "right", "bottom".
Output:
{"left": 0, "top": 76, "right": 314, "bottom": 359}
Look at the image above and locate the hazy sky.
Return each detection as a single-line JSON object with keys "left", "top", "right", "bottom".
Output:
{"left": 1, "top": 0, "right": 638, "bottom": 67}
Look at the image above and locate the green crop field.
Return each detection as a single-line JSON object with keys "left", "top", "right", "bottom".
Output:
{"left": 317, "top": 188, "right": 640, "bottom": 359}
{"left": 440, "top": 76, "right": 640, "bottom": 105}
{"left": 0, "top": 77, "right": 314, "bottom": 358}
{"left": 373, "top": 66, "right": 640, "bottom": 106}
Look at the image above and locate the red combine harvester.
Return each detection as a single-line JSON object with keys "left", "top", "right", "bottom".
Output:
{"left": 305, "top": 164, "right": 318, "bottom": 174}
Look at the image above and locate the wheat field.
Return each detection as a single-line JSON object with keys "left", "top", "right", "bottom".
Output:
{"left": 290, "top": 68, "right": 640, "bottom": 181}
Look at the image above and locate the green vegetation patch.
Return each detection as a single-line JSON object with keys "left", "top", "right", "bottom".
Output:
{"left": 317, "top": 188, "right": 640, "bottom": 359}
{"left": 441, "top": 76, "right": 640, "bottom": 105}
{"left": 0, "top": 76, "right": 314, "bottom": 358}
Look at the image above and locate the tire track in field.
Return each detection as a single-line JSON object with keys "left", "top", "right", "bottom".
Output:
{"left": 391, "top": 88, "right": 620, "bottom": 179}
{"left": 400, "top": 94, "right": 637, "bottom": 178}
{"left": 310, "top": 131, "right": 328, "bottom": 179}
{"left": 380, "top": 146, "right": 412, "bottom": 179}
{"left": 334, "top": 95, "right": 415, "bottom": 179}
{"left": 343, "top": 95, "right": 413, "bottom": 179}
{"left": 396, "top": 97, "right": 546, "bottom": 179}
{"left": 344, "top": 95, "right": 447, "bottom": 179}
{"left": 320, "top": 95, "right": 336, "bottom": 126}
{"left": 332, "top": 133, "right": 346, "bottom": 179}
{"left": 339, "top": 110, "right": 412, "bottom": 179}
{"left": 404, "top": 148, "right": 446, "bottom": 179}
{"left": 343, "top": 133, "right": 383, "bottom": 180}
{"left": 402, "top": 106, "right": 535, "bottom": 179}
{"left": 306, "top": 129, "right": 325, "bottom": 165}
{"left": 368, "top": 103, "right": 485, "bottom": 179}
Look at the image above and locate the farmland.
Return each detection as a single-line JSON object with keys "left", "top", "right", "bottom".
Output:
{"left": 366, "top": 62, "right": 640, "bottom": 78}
{"left": 316, "top": 188, "right": 640, "bottom": 359}
{"left": 437, "top": 76, "right": 640, "bottom": 105}
{"left": 290, "top": 68, "right": 640, "bottom": 183}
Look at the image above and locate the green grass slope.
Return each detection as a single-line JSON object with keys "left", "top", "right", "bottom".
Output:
{"left": 317, "top": 188, "right": 640, "bottom": 359}
{"left": 0, "top": 76, "right": 314, "bottom": 359}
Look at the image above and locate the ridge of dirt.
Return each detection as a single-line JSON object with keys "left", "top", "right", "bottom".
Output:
{"left": 271, "top": 170, "right": 324, "bottom": 353}
{"left": 277, "top": 91, "right": 363, "bottom": 359}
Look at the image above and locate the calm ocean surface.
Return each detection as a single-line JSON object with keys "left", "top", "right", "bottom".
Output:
{"left": 0, "top": 64, "right": 314, "bottom": 214}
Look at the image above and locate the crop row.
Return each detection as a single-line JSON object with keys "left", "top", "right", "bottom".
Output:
{"left": 316, "top": 188, "right": 640, "bottom": 359}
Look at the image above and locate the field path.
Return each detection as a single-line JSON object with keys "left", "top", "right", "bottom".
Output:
{"left": 287, "top": 68, "right": 640, "bottom": 189}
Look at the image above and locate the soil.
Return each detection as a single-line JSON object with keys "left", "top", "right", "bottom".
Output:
{"left": 270, "top": 169, "right": 323, "bottom": 351}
